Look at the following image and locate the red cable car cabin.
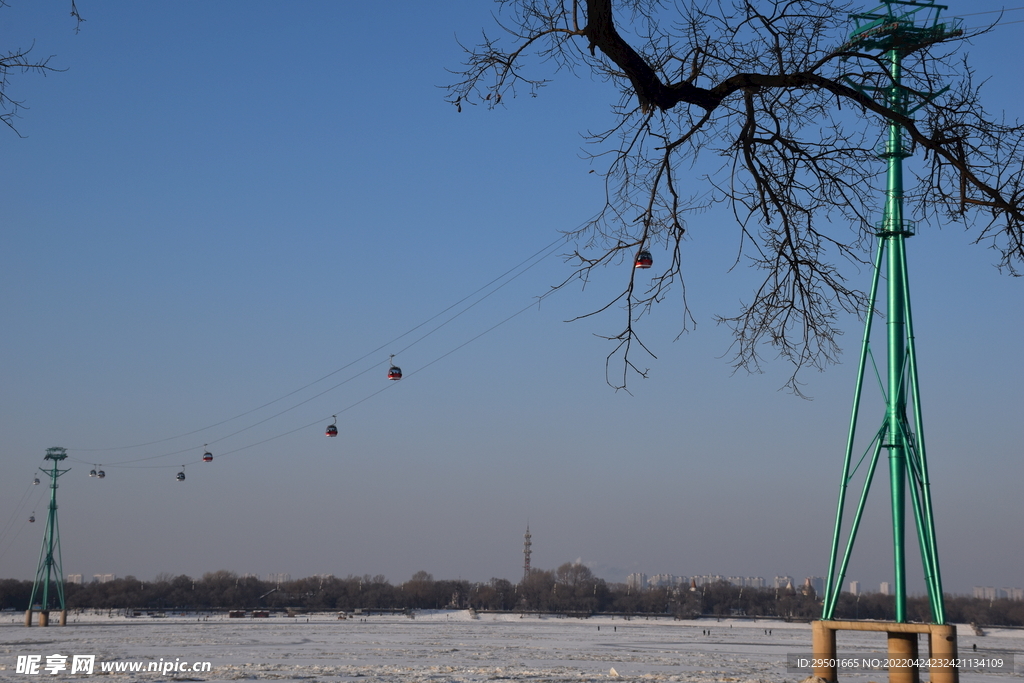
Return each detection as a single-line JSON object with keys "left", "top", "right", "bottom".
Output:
{"left": 326, "top": 417, "right": 338, "bottom": 437}
{"left": 634, "top": 251, "right": 653, "bottom": 269}
{"left": 387, "top": 365, "right": 402, "bottom": 380}
{"left": 203, "top": 451, "right": 213, "bottom": 463}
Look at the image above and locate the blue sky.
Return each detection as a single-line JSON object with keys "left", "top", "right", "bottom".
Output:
{"left": 1, "top": 1, "right": 1021, "bottom": 595}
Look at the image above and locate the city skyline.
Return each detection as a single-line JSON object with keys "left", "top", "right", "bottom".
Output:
{"left": 58, "top": 569, "right": 1024, "bottom": 603}
{"left": 2, "top": 2, "right": 1021, "bottom": 596}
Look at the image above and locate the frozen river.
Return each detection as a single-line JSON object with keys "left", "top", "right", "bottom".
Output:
{"left": 1, "top": 611, "right": 1020, "bottom": 682}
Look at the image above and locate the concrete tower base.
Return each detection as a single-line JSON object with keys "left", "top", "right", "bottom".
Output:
{"left": 812, "top": 620, "right": 958, "bottom": 683}
{"left": 23, "top": 609, "right": 65, "bottom": 627}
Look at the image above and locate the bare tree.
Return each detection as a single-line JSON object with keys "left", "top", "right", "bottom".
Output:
{"left": 1, "top": 1, "right": 83, "bottom": 134}
{"left": 447, "top": 0, "right": 1024, "bottom": 393}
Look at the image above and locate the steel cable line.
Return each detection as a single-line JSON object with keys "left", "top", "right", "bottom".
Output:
{"left": 89, "top": 286, "right": 565, "bottom": 466}
{"left": 206, "top": 286, "right": 563, "bottom": 463}
{"left": 86, "top": 285, "right": 562, "bottom": 469}
{"left": 66, "top": 235, "right": 568, "bottom": 468}
{"left": 948, "top": 7, "right": 1024, "bottom": 18}
{"left": 949, "top": 6, "right": 1024, "bottom": 29}
{"left": 0, "top": 517, "right": 33, "bottom": 566}
{"left": 963, "top": 18, "right": 1024, "bottom": 28}
{"left": 0, "top": 479, "right": 36, "bottom": 551}
{"left": 67, "top": 234, "right": 568, "bottom": 455}
{"left": 67, "top": 359, "right": 382, "bottom": 468}
{"left": 0, "top": 479, "right": 47, "bottom": 565}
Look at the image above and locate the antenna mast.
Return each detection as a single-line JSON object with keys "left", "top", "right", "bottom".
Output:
{"left": 522, "top": 525, "right": 532, "bottom": 584}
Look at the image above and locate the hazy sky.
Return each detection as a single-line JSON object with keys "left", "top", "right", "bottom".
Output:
{"left": 1, "top": 1, "right": 1020, "bottom": 596}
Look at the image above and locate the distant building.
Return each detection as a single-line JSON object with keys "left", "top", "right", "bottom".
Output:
{"left": 973, "top": 586, "right": 1024, "bottom": 600}
{"left": 626, "top": 573, "right": 647, "bottom": 592}
{"left": 267, "top": 573, "right": 291, "bottom": 584}
{"left": 92, "top": 574, "right": 115, "bottom": 584}
{"left": 774, "top": 576, "right": 795, "bottom": 590}
{"left": 628, "top": 573, "right": 810, "bottom": 591}
{"left": 67, "top": 574, "right": 83, "bottom": 585}
{"left": 800, "top": 577, "right": 824, "bottom": 596}
{"left": 693, "top": 575, "right": 724, "bottom": 587}
{"left": 880, "top": 581, "right": 892, "bottom": 596}
{"left": 648, "top": 574, "right": 685, "bottom": 589}
{"left": 241, "top": 573, "right": 260, "bottom": 581}
{"left": 849, "top": 581, "right": 861, "bottom": 596}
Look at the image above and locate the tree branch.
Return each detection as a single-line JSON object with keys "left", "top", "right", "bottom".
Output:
{"left": 449, "top": 0, "right": 1024, "bottom": 390}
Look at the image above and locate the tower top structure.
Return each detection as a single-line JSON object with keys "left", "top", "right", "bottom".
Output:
{"left": 44, "top": 447, "right": 67, "bottom": 461}
{"left": 839, "top": 0, "right": 962, "bottom": 54}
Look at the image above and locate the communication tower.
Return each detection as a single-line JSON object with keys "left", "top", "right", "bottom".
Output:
{"left": 522, "top": 525, "right": 532, "bottom": 583}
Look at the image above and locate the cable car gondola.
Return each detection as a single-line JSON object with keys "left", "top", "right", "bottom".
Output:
{"left": 89, "top": 468, "right": 97, "bottom": 478}
{"left": 387, "top": 354, "right": 402, "bottom": 380}
{"left": 326, "top": 416, "right": 338, "bottom": 437}
{"left": 634, "top": 250, "right": 653, "bottom": 269}
{"left": 29, "top": 514, "right": 35, "bottom": 523}
{"left": 203, "top": 445, "right": 213, "bottom": 463}
{"left": 33, "top": 476, "right": 40, "bottom": 485}
{"left": 97, "top": 470, "right": 105, "bottom": 479}
{"left": 176, "top": 470, "right": 186, "bottom": 482}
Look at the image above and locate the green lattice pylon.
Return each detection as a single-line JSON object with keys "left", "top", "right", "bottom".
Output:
{"left": 821, "top": 0, "right": 962, "bottom": 625}
{"left": 27, "top": 447, "right": 70, "bottom": 619}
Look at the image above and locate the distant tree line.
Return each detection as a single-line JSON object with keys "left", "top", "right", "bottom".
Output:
{"left": 2, "top": 566, "right": 1022, "bottom": 626}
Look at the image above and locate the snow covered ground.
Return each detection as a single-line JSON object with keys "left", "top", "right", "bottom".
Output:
{"left": 1, "top": 611, "right": 1020, "bottom": 682}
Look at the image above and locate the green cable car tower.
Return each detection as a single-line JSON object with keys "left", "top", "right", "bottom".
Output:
{"left": 26, "top": 447, "right": 71, "bottom": 627}
{"left": 812, "top": 4, "right": 963, "bottom": 682}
